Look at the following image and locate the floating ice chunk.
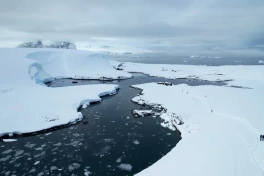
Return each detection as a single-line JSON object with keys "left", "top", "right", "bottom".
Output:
{"left": 84, "top": 166, "right": 91, "bottom": 176}
{"left": 132, "top": 110, "right": 153, "bottom": 118}
{"left": 53, "top": 142, "right": 62, "bottom": 147}
{"left": 29, "top": 168, "right": 36, "bottom": 173}
{"left": 25, "top": 143, "right": 36, "bottom": 148}
{"left": 3, "top": 139, "right": 17, "bottom": 142}
{"left": 117, "top": 163, "right": 132, "bottom": 171}
{"left": 37, "top": 172, "right": 44, "bottom": 176}
{"left": 0, "top": 155, "right": 11, "bottom": 162}
{"left": 116, "top": 158, "right": 122, "bottom": 163}
{"left": 34, "top": 161, "right": 40, "bottom": 165}
{"left": 50, "top": 166, "right": 58, "bottom": 171}
{"left": 14, "top": 150, "right": 24, "bottom": 156}
{"left": 2, "top": 149, "right": 13, "bottom": 154}
{"left": 68, "top": 163, "right": 81, "bottom": 172}
{"left": 133, "top": 140, "right": 140, "bottom": 145}
{"left": 84, "top": 171, "right": 92, "bottom": 176}
{"left": 35, "top": 147, "right": 43, "bottom": 151}
{"left": 34, "top": 151, "right": 46, "bottom": 158}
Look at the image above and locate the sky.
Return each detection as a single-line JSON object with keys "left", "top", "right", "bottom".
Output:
{"left": 1, "top": 0, "right": 264, "bottom": 56}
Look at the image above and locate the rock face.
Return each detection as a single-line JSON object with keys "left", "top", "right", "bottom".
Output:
{"left": 18, "top": 41, "right": 76, "bottom": 49}
{"left": 47, "top": 42, "right": 76, "bottom": 49}
{"left": 18, "top": 40, "right": 43, "bottom": 48}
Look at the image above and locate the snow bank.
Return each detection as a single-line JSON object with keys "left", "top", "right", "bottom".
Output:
{"left": 133, "top": 81, "right": 264, "bottom": 176}
{"left": 111, "top": 61, "right": 264, "bottom": 86}
{"left": 0, "top": 48, "right": 129, "bottom": 137}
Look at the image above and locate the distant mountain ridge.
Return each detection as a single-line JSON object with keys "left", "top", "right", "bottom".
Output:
{"left": 18, "top": 40, "right": 76, "bottom": 49}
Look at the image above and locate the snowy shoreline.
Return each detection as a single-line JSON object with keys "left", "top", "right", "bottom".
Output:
{"left": 117, "top": 62, "right": 264, "bottom": 176}
{"left": 0, "top": 48, "right": 131, "bottom": 138}
{"left": 0, "top": 86, "right": 119, "bottom": 139}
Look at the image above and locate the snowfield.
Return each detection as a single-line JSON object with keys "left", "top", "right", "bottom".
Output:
{"left": 111, "top": 61, "right": 264, "bottom": 87}
{"left": 0, "top": 48, "right": 130, "bottom": 137}
{"left": 126, "top": 62, "right": 264, "bottom": 176}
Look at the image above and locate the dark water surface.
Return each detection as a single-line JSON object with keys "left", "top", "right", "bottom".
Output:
{"left": 0, "top": 74, "right": 225, "bottom": 176}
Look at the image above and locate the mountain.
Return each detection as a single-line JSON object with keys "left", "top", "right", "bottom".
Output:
{"left": 17, "top": 41, "right": 76, "bottom": 49}
{"left": 18, "top": 40, "right": 43, "bottom": 48}
{"left": 47, "top": 42, "right": 76, "bottom": 49}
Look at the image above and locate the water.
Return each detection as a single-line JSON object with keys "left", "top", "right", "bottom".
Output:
{"left": 0, "top": 74, "right": 226, "bottom": 176}
{"left": 109, "top": 55, "right": 264, "bottom": 65}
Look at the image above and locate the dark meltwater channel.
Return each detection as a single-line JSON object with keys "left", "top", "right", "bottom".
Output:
{"left": 0, "top": 74, "right": 225, "bottom": 176}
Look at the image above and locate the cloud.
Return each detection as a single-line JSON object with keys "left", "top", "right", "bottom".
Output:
{"left": 0, "top": 0, "right": 264, "bottom": 54}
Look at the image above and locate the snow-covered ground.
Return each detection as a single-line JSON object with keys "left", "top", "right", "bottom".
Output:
{"left": 124, "top": 63, "right": 264, "bottom": 176}
{"left": 0, "top": 48, "right": 131, "bottom": 137}
{"left": 111, "top": 61, "right": 264, "bottom": 87}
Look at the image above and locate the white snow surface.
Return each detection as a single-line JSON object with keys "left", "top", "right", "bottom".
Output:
{"left": 0, "top": 48, "right": 130, "bottom": 137}
{"left": 111, "top": 61, "right": 264, "bottom": 86}
{"left": 133, "top": 79, "right": 264, "bottom": 175}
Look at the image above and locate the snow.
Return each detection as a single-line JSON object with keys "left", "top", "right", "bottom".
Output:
{"left": 111, "top": 61, "right": 264, "bottom": 86}
{"left": 3, "top": 139, "right": 17, "bottom": 142}
{"left": 0, "top": 48, "right": 130, "bottom": 137}
{"left": 117, "top": 163, "right": 132, "bottom": 171}
{"left": 258, "top": 60, "right": 264, "bottom": 64}
{"left": 133, "top": 77, "right": 264, "bottom": 175}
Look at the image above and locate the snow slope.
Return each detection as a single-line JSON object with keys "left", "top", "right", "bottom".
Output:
{"left": 130, "top": 67, "right": 264, "bottom": 175}
{"left": 0, "top": 48, "right": 130, "bottom": 137}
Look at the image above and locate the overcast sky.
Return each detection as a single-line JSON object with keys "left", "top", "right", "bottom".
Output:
{"left": 1, "top": 0, "right": 264, "bottom": 55}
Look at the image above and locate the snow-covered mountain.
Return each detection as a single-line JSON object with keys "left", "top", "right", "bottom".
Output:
{"left": 18, "top": 41, "right": 76, "bottom": 49}
{"left": 47, "top": 42, "right": 76, "bottom": 49}
{"left": 18, "top": 40, "right": 43, "bottom": 48}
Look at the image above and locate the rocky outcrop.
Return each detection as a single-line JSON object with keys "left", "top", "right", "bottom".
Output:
{"left": 18, "top": 40, "right": 43, "bottom": 48}
{"left": 18, "top": 41, "right": 76, "bottom": 49}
